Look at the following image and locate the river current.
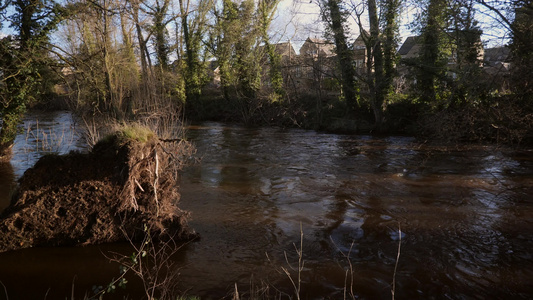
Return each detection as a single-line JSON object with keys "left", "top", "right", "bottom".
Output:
{"left": 0, "top": 112, "right": 532, "bottom": 299}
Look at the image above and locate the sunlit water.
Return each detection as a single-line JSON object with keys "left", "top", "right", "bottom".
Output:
{"left": 0, "top": 110, "right": 86, "bottom": 211}
{"left": 0, "top": 115, "right": 532, "bottom": 299}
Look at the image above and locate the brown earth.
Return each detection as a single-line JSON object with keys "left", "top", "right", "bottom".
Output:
{"left": 0, "top": 134, "right": 197, "bottom": 253}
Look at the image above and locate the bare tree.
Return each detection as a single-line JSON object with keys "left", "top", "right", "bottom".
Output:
{"left": 348, "top": 0, "right": 401, "bottom": 130}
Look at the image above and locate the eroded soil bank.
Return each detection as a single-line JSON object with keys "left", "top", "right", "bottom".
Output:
{"left": 0, "top": 133, "right": 196, "bottom": 253}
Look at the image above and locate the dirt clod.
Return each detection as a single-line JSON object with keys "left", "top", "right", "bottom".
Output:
{"left": 0, "top": 133, "right": 197, "bottom": 253}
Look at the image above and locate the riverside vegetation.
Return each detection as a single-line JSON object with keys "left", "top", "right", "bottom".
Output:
{"left": 0, "top": 0, "right": 532, "bottom": 298}
{"left": 0, "top": 0, "right": 531, "bottom": 152}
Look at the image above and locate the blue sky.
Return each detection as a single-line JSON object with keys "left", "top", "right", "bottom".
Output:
{"left": 1, "top": 0, "right": 510, "bottom": 53}
{"left": 273, "top": 0, "right": 511, "bottom": 51}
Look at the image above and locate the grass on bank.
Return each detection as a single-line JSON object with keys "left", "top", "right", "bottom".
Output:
{"left": 88, "top": 122, "right": 157, "bottom": 147}
{"left": 115, "top": 123, "right": 156, "bottom": 143}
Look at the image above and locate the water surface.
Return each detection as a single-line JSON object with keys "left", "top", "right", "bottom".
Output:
{"left": 177, "top": 123, "right": 533, "bottom": 299}
{"left": 0, "top": 110, "right": 85, "bottom": 211}
{"left": 0, "top": 116, "right": 532, "bottom": 299}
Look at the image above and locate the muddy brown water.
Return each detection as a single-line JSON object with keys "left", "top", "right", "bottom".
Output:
{"left": 1, "top": 114, "right": 533, "bottom": 299}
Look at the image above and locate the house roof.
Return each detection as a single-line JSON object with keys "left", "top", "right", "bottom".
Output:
{"left": 258, "top": 42, "right": 296, "bottom": 55}
{"left": 353, "top": 34, "right": 366, "bottom": 44}
{"left": 353, "top": 29, "right": 370, "bottom": 43}
{"left": 302, "top": 37, "right": 336, "bottom": 57}
{"left": 398, "top": 36, "right": 421, "bottom": 56}
{"left": 307, "top": 37, "right": 332, "bottom": 45}
{"left": 272, "top": 42, "right": 297, "bottom": 58}
{"left": 484, "top": 46, "right": 510, "bottom": 65}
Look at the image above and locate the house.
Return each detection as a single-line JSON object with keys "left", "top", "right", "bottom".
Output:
{"left": 299, "top": 37, "right": 336, "bottom": 59}
{"left": 258, "top": 41, "right": 298, "bottom": 91}
{"left": 298, "top": 38, "right": 337, "bottom": 79}
{"left": 353, "top": 34, "right": 367, "bottom": 72}
{"left": 449, "top": 30, "right": 485, "bottom": 68}
{"left": 397, "top": 36, "right": 422, "bottom": 60}
{"left": 397, "top": 32, "right": 484, "bottom": 80}
{"left": 207, "top": 60, "right": 221, "bottom": 88}
{"left": 396, "top": 36, "right": 423, "bottom": 81}
{"left": 484, "top": 46, "right": 510, "bottom": 67}
{"left": 272, "top": 42, "right": 300, "bottom": 90}
{"left": 482, "top": 46, "right": 511, "bottom": 91}
{"left": 272, "top": 42, "right": 297, "bottom": 63}
{"left": 258, "top": 42, "right": 297, "bottom": 64}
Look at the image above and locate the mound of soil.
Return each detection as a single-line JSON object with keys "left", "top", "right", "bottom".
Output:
{"left": 0, "top": 134, "right": 197, "bottom": 253}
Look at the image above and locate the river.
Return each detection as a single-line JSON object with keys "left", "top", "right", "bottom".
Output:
{"left": 0, "top": 112, "right": 532, "bottom": 299}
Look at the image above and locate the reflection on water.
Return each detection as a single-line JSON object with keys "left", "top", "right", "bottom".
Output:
{"left": 178, "top": 123, "right": 533, "bottom": 299}
{"left": 0, "top": 119, "right": 532, "bottom": 299}
{"left": 11, "top": 110, "right": 86, "bottom": 177}
{"left": 0, "top": 110, "right": 84, "bottom": 211}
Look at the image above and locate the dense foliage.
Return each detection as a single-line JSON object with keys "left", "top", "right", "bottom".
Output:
{"left": 0, "top": 0, "right": 531, "bottom": 146}
{"left": 0, "top": 0, "right": 64, "bottom": 155}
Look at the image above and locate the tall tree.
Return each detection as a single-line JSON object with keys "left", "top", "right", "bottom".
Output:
{"left": 349, "top": 0, "right": 401, "bottom": 129}
{"left": 258, "top": 0, "right": 285, "bottom": 102}
{"left": 367, "top": 0, "right": 385, "bottom": 129}
{"left": 210, "top": 0, "right": 261, "bottom": 103}
{"left": 234, "top": 0, "right": 261, "bottom": 101}
{"left": 150, "top": 0, "right": 171, "bottom": 69}
{"left": 509, "top": 0, "right": 533, "bottom": 99}
{"left": 448, "top": 0, "right": 483, "bottom": 103}
{"left": 129, "top": 0, "right": 151, "bottom": 78}
{"left": 417, "top": 0, "right": 450, "bottom": 105}
{"left": 0, "top": 0, "right": 64, "bottom": 155}
{"left": 97, "top": 0, "right": 115, "bottom": 109}
{"left": 69, "top": 0, "right": 118, "bottom": 112}
{"left": 382, "top": 0, "right": 401, "bottom": 96}
{"left": 322, "top": 0, "right": 359, "bottom": 112}
{"left": 474, "top": 0, "right": 532, "bottom": 98}
{"left": 179, "top": 0, "right": 211, "bottom": 103}
{"left": 210, "top": 0, "right": 239, "bottom": 101}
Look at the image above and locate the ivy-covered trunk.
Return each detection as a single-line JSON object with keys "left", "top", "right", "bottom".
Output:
{"left": 510, "top": 1, "right": 533, "bottom": 100}
{"left": 0, "top": 40, "right": 34, "bottom": 158}
{"left": 0, "top": 106, "right": 25, "bottom": 157}
{"left": 0, "top": 0, "right": 62, "bottom": 157}
{"left": 324, "top": 0, "right": 359, "bottom": 112}
{"left": 180, "top": 0, "right": 209, "bottom": 104}
{"left": 258, "top": 0, "right": 284, "bottom": 102}
{"left": 418, "top": 0, "right": 449, "bottom": 105}
{"left": 367, "top": 0, "right": 385, "bottom": 131}
{"left": 0, "top": 53, "right": 38, "bottom": 155}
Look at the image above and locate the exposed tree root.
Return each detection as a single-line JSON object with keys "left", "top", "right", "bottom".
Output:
{"left": 0, "top": 132, "right": 197, "bottom": 253}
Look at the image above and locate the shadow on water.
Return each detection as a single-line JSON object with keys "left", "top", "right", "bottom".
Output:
{"left": 178, "top": 124, "right": 533, "bottom": 299}
{"left": 0, "top": 161, "right": 15, "bottom": 212}
{"left": 0, "top": 118, "right": 533, "bottom": 299}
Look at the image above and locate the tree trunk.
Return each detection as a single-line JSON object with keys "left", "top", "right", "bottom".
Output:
{"left": 0, "top": 1, "right": 36, "bottom": 152}
{"left": 326, "top": 0, "right": 359, "bottom": 112}
{"left": 153, "top": 0, "right": 170, "bottom": 69}
{"left": 383, "top": 0, "right": 400, "bottom": 93}
{"left": 101, "top": 0, "right": 114, "bottom": 111}
{"left": 179, "top": 0, "right": 197, "bottom": 102}
{"left": 419, "top": 0, "right": 447, "bottom": 104}
{"left": 368, "top": 0, "right": 385, "bottom": 130}
{"left": 131, "top": 0, "right": 149, "bottom": 77}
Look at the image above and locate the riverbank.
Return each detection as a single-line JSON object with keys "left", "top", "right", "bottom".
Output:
{"left": 0, "top": 126, "right": 196, "bottom": 253}
{"left": 184, "top": 92, "right": 533, "bottom": 147}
